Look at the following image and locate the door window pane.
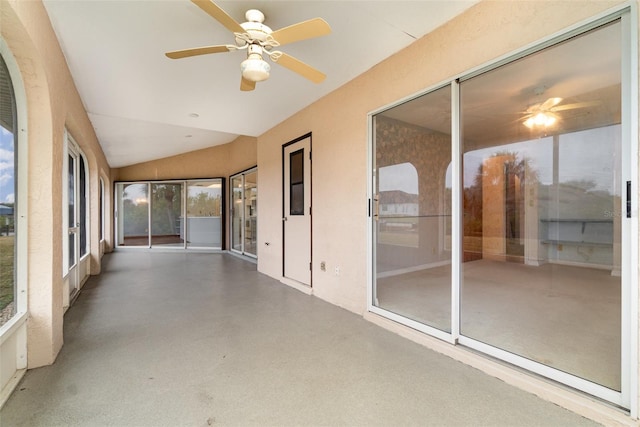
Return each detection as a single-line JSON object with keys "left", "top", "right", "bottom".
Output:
{"left": 68, "top": 153, "right": 77, "bottom": 270}
{"left": 79, "top": 155, "right": 87, "bottom": 257}
{"left": 186, "top": 180, "right": 222, "bottom": 248}
{"left": 231, "top": 176, "right": 243, "bottom": 251}
{"left": 290, "top": 150, "right": 304, "bottom": 215}
{"left": 374, "top": 85, "right": 452, "bottom": 333}
{"left": 151, "top": 183, "right": 183, "bottom": 247}
{"left": 460, "top": 21, "right": 621, "bottom": 390}
{"left": 120, "top": 183, "right": 149, "bottom": 246}
{"left": 68, "top": 154, "right": 75, "bottom": 229}
{"left": 244, "top": 172, "right": 257, "bottom": 257}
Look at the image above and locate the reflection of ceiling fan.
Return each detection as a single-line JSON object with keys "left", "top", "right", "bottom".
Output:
{"left": 522, "top": 97, "right": 599, "bottom": 128}
{"left": 165, "top": 0, "right": 331, "bottom": 91}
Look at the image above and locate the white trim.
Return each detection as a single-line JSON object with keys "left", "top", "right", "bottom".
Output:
{"left": 366, "top": 114, "right": 374, "bottom": 309}
{"left": 0, "top": 312, "right": 26, "bottom": 346}
{"left": 376, "top": 260, "right": 450, "bottom": 279}
{"left": 369, "top": 305, "right": 454, "bottom": 344}
{"left": 459, "top": 335, "right": 623, "bottom": 406}
{"left": 451, "top": 80, "right": 461, "bottom": 342}
{"left": 62, "top": 130, "right": 71, "bottom": 275}
{"left": 621, "top": 1, "right": 639, "bottom": 418}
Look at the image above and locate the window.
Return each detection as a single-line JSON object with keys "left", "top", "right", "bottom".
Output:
{"left": 0, "top": 54, "right": 17, "bottom": 328}
{"left": 289, "top": 150, "right": 304, "bottom": 215}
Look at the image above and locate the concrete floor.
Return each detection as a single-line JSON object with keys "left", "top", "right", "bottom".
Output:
{"left": 1, "top": 251, "right": 601, "bottom": 426}
{"left": 377, "top": 260, "right": 621, "bottom": 390}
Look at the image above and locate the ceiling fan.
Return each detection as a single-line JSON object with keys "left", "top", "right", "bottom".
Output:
{"left": 521, "top": 97, "right": 599, "bottom": 129}
{"left": 166, "top": 0, "right": 331, "bottom": 91}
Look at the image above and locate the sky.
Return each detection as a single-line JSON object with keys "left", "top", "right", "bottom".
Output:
{"left": 0, "top": 127, "right": 14, "bottom": 205}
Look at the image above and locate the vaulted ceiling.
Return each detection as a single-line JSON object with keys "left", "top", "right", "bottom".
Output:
{"left": 42, "top": 0, "right": 479, "bottom": 167}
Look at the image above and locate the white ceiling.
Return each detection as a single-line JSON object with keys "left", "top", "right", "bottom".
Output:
{"left": 42, "top": 0, "right": 479, "bottom": 168}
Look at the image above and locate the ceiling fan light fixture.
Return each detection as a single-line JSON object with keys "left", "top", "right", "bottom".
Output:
{"left": 241, "top": 54, "right": 270, "bottom": 82}
{"left": 523, "top": 112, "right": 557, "bottom": 129}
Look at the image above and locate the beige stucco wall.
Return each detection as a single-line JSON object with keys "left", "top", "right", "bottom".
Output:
{"left": 113, "top": 135, "right": 256, "bottom": 182}
{"left": 255, "top": 0, "right": 636, "bottom": 422}
{"left": 257, "top": 0, "right": 629, "bottom": 314}
{"left": 1, "top": 0, "right": 112, "bottom": 367}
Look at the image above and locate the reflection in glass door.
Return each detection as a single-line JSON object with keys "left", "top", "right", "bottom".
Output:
{"left": 370, "top": 13, "right": 631, "bottom": 409}
{"left": 151, "top": 183, "right": 183, "bottom": 247}
{"left": 372, "top": 85, "right": 452, "bottom": 336}
{"left": 118, "top": 183, "right": 149, "bottom": 247}
{"left": 230, "top": 168, "right": 258, "bottom": 257}
{"left": 459, "top": 20, "right": 623, "bottom": 396}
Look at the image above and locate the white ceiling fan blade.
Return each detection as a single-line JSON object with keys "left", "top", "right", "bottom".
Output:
{"left": 271, "top": 18, "right": 331, "bottom": 46}
{"left": 165, "top": 45, "right": 231, "bottom": 59}
{"left": 550, "top": 100, "right": 601, "bottom": 112}
{"left": 240, "top": 76, "right": 256, "bottom": 91}
{"left": 191, "top": 0, "right": 245, "bottom": 34}
{"left": 272, "top": 52, "right": 326, "bottom": 83}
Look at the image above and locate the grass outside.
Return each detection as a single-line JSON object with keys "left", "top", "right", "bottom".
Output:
{"left": 0, "top": 235, "right": 15, "bottom": 311}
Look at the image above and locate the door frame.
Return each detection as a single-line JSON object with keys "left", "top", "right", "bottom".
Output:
{"left": 281, "top": 133, "right": 312, "bottom": 287}
{"left": 230, "top": 166, "right": 258, "bottom": 258}
{"left": 63, "top": 130, "right": 89, "bottom": 306}
{"left": 367, "top": 4, "right": 638, "bottom": 414}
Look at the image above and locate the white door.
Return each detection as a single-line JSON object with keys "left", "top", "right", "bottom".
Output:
{"left": 66, "top": 147, "right": 80, "bottom": 298}
{"left": 283, "top": 136, "right": 311, "bottom": 285}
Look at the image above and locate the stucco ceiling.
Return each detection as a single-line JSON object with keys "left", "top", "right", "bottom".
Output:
{"left": 42, "top": 0, "right": 480, "bottom": 168}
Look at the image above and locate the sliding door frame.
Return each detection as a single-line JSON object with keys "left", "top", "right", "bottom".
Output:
{"left": 367, "top": 3, "right": 638, "bottom": 414}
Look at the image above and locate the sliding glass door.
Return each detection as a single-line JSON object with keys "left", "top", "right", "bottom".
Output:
{"left": 370, "top": 12, "right": 632, "bottom": 408}
{"left": 64, "top": 133, "right": 89, "bottom": 300}
{"left": 151, "top": 183, "right": 183, "bottom": 247}
{"left": 186, "top": 181, "right": 222, "bottom": 248}
{"left": 118, "top": 183, "right": 149, "bottom": 247}
{"left": 373, "top": 86, "right": 452, "bottom": 336}
{"left": 116, "top": 179, "right": 223, "bottom": 249}
{"left": 459, "top": 19, "right": 622, "bottom": 394}
{"left": 230, "top": 168, "right": 257, "bottom": 258}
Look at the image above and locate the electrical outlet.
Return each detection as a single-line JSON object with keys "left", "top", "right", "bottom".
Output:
{"left": 320, "top": 261, "right": 326, "bottom": 271}
{"left": 334, "top": 266, "right": 340, "bottom": 276}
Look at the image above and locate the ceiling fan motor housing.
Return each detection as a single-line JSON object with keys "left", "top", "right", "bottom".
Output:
{"left": 237, "top": 9, "right": 274, "bottom": 46}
